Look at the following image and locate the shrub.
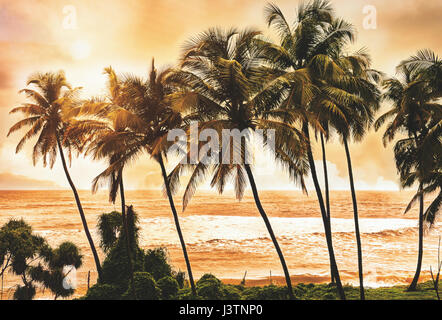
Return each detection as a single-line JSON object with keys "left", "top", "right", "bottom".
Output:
{"left": 49, "top": 242, "right": 83, "bottom": 269}
{"left": 197, "top": 273, "right": 221, "bottom": 286}
{"left": 83, "top": 284, "right": 122, "bottom": 300}
{"left": 177, "top": 287, "right": 200, "bottom": 300}
{"left": 241, "top": 285, "right": 290, "bottom": 300}
{"left": 144, "top": 248, "right": 172, "bottom": 281}
{"left": 173, "top": 270, "right": 186, "bottom": 289}
{"left": 196, "top": 274, "right": 223, "bottom": 300}
{"left": 100, "top": 241, "right": 144, "bottom": 292}
{"left": 158, "top": 276, "right": 179, "bottom": 300}
{"left": 221, "top": 285, "right": 242, "bottom": 300}
{"left": 13, "top": 285, "right": 36, "bottom": 300}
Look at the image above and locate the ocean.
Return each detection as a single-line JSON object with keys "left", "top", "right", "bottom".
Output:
{"left": 0, "top": 189, "right": 440, "bottom": 299}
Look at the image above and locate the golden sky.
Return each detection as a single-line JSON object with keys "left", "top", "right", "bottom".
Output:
{"left": 0, "top": 0, "right": 441, "bottom": 191}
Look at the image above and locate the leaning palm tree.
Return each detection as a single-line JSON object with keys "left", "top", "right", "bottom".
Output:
{"left": 166, "top": 27, "right": 311, "bottom": 300}
{"left": 7, "top": 71, "right": 102, "bottom": 277}
{"left": 375, "top": 53, "right": 442, "bottom": 290}
{"left": 65, "top": 68, "right": 144, "bottom": 297}
{"left": 94, "top": 60, "right": 197, "bottom": 296}
{"left": 259, "top": 0, "right": 359, "bottom": 299}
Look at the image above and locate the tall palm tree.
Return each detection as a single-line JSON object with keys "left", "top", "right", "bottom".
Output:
{"left": 94, "top": 60, "right": 197, "bottom": 296}
{"left": 317, "top": 50, "right": 382, "bottom": 299}
{"left": 65, "top": 67, "right": 144, "bottom": 297}
{"left": 7, "top": 71, "right": 102, "bottom": 278}
{"left": 375, "top": 52, "right": 442, "bottom": 290}
{"left": 259, "top": 0, "right": 360, "bottom": 299}
{"left": 166, "top": 27, "right": 310, "bottom": 300}
{"left": 393, "top": 123, "right": 441, "bottom": 291}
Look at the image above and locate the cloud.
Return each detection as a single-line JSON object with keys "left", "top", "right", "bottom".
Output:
{"left": 0, "top": 172, "right": 60, "bottom": 190}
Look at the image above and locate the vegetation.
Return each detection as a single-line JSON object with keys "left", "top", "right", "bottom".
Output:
{"left": 375, "top": 49, "right": 442, "bottom": 291}
{"left": 86, "top": 270, "right": 442, "bottom": 300}
{"left": 5, "top": 0, "right": 441, "bottom": 300}
{"left": 83, "top": 210, "right": 186, "bottom": 300}
{"left": 0, "top": 219, "right": 83, "bottom": 300}
{"left": 7, "top": 72, "right": 102, "bottom": 277}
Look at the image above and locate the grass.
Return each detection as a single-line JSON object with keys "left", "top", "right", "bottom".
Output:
{"left": 293, "top": 281, "right": 441, "bottom": 300}
{"left": 176, "top": 276, "right": 442, "bottom": 300}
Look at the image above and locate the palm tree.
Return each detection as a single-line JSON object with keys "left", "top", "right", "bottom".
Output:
{"left": 319, "top": 50, "right": 381, "bottom": 299}
{"left": 316, "top": 121, "right": 334, "bottom": 283}
{"left": 394, "top": 119, "right": 441, "bottom": 231}
{"left": 259, "top": 0, "right": 361, "bottom": 299}
{"left": 393, "top": 123, "right": 441, "bottom": 291}
{"left": 65, "top": 67, "right": 144, "bottom": 297}
{"left": 166, "top": 27, "right": 310, "bottom": 300}
{"left": 7, "top": 71, "right": 102, "bottom": 278}
{"left": 375, "top": 51, "right": 442, "bottom": 290}
{"left": 94, "top": 60, "right": 197, "bottom": 296}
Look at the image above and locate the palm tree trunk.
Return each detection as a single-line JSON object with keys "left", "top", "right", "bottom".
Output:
{"left": 119, "top": 171, "right": 136, "bottom": 299}
{"left": 158, "top": 155, "right": 197, "bottom": 296}
{"left": 244, "top": 164, "right": 295, "bottom": 300}
{"left": 320, "top": 134, "right": 331, "bottom": 220}
{"left": 343, "top": 138, "right": 365, "bottom": 300}
{"left": 303, "top": 123, "right": 346, "bottom": 300}
{"left": 320, "top": 133, "right": 335, "bottom": 284}
{"left": 408, "top": 183, "right": 424, "bottom": 291}
{"left": 56, "top": 137, "right": 102, "bottom": 278}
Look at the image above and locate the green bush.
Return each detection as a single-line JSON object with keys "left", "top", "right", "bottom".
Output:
{"left": 158, "top": 276, "right": 179, "bottom": 300}
{"left": 83, "top": 283, "right": 122, "bottom": 300}
{"left": 144, "top": 248, "right": 172, "bottom": 281}
{"left": 124, "top": 272, "right": 160, "bottom": 300}
{"left": 197, "top": 274, "right": 221, "bottom": 286}
{"left": 100, "top": 241, "right": 144, "bottom": 292}
{"left": 13, "top": 285, "right": 36, "bottom": 300}
{"left": 49, "top": 242, "right": 83, "bottom": 269}
{"left": 177, "top": 287, "right": 199, "bottom": 300}
{"left": 241, "top": 285, "right": 290, "bottom": 300}
{"left": 221, "top": 285, "right": 242, "bottom": 300}
{"left": 196, "top": 274, "right": 223, "bottom": 300}
{"left": 173, "top": 270, "right": 186, "bottom": 289}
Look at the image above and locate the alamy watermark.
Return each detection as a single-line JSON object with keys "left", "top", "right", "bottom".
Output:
{"left": 362, "top": 5, "right": 377, "bottom": 30}
{"left": 62, "top": 5, "right": 77, "bottom": 30}
{"left": 167, "top": 122, "right": 275, "bottom": 165}
{"left": 62, "top": 265, "right": 77, "bottom": 290}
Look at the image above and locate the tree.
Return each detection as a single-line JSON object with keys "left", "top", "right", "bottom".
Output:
{"left": 258, "top": 0, "right": 362, "bottom": 299}
{"left": 96, "top": 208, "right": 145, "bottom": 294}
{"left": 7, "top": 72, "right": 102, "bottom": 277}
{"left": 29, "top": 242, "right": 83, "bottom": 300}
{"left": 311, "top": 49, "right": 382, "bottom": 299}
{"left": 0, "top": 219, "right": 83, "bottom": 300}
{"left": 166, "top": 27, "right": 311, "bottom": 300}
{"left": 65, "top": 67, "right": 143, "bottom": 297}
{"left": 91, "top": 60, "right": 197, "bottom": 296}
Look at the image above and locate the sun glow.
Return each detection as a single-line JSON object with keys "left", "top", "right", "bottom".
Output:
{"left": 70, "top": 40, "right": 91, "bottom": 60}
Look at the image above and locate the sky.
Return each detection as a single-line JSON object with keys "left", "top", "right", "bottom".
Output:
{"left": 0, "top": 0, "right": 441, "bottom": 191}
